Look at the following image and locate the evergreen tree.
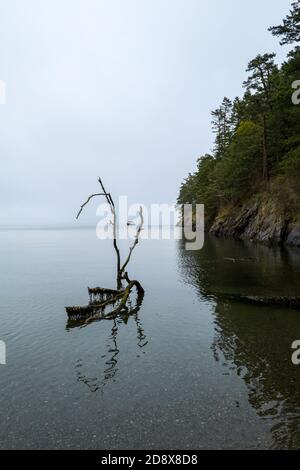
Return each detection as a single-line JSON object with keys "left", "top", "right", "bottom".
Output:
{"left": 211, "top": 97, "right": 233, "bottom": 158}
{"left": 243, "top": 54, "right": 278, "bottom": 179}
{"left": 231, "top": 97, "right": 245, "bottom": 130}
{"left": 243, "top": 53, "right": 278, "bottom": 111}
{"left": 269, "top": 0, "right": 300, "bottom": 45}
{"left": 178, "top": 2, "right": 300, "bottom": 227}
{"left": 211, "top": 106, "right": 223, "bottom": 158}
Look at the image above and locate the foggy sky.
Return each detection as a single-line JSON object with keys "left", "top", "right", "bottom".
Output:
{"left": 0, "top": 0, "right": 293, "bottom": 226}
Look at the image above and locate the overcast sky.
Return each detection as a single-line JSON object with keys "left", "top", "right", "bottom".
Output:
{"left": 0, "top": 0, "right": 293, "bottom": 226}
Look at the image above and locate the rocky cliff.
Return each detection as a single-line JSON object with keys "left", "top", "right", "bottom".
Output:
{"left": 209, "top": 194, "right": 300, "bottom": 247}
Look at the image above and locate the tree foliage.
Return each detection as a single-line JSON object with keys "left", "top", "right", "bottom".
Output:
{"left": 269, "top": 0, "right": 300, "bottom": 45}
{"left": 178, "top": 1, "right": 300, "bottom": 223}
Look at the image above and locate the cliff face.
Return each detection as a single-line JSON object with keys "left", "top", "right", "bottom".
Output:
{"left": 209, "top": 194, "right": 300, "bottom": 247}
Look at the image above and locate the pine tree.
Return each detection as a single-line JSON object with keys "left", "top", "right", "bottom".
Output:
{"left": 243, "top": 53, "right": 278, "bottom": 111}
{"left": 243, "top": 54, "right": 278, "bottom": 179}
{"left": 269, "top": 0, "right": 300, "bottom": 45}
{"left": 211, "top": 97, "right": 233, "bottom": 158}
{"left": 231, "top": 97, "right": 243, "bottom": 130}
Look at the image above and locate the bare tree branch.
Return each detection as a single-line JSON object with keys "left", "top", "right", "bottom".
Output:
{"left": 66, "top": 178, "right": 145, "bottom": 321}
{"left": 97, "top": 177, "right": 122, "bottom": 288}
{"left": 120, "top": 206, "right": 144, "bottom": 277}
{"left": 76, "top": 193, "right": 106, "bottom": 220}
{"left": 76, "top": 177, "right": 122, "bottom": 289}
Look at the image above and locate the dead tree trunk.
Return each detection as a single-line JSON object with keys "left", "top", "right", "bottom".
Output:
{"left": 66, "top": 177, "right": 144, "bottom": 320}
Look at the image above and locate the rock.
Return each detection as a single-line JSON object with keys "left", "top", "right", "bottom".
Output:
{"left": 209, "top": 195, "right": 300, "bottom": 247}
{"left": 286, "top": 223, "right": 300, "bottom": 247}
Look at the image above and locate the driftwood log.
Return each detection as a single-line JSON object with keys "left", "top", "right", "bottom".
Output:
{"left": 211, "top": 292, "right": 300, "bottom": 310}
{"left": 65, "top": 177, "right": 145, "bottom": 321}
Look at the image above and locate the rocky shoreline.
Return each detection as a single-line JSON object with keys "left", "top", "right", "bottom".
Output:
{"left": 209, "top": 195, "right": 300, "bottom": 248}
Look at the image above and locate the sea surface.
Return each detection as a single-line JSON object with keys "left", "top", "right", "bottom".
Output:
{"left": 1, "top": 228, "right": 300, "bottom": 449}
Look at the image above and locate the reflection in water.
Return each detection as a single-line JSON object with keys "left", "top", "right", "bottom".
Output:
{"left": 178, "top": 236, "right": 300, "bottom": 449}
{"left": 69, "top": 291, "right": 147, "bottom": 394}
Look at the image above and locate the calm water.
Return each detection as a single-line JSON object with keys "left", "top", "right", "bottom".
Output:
{"left": 1, "top": 228, "right": 300, "bottom": 449}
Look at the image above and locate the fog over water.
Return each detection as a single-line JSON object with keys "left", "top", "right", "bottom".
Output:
{"left": 0, "top": 0, "right": 292, "bottom": 226}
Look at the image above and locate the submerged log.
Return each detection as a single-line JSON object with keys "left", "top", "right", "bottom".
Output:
{"left": 66, "top": 289, "right": 145, "bottom": 329}
{"left": 241, "top": 295, "right": 300, "bottom": 309}
{"left": 88, "top": 287, "right": 124, "bottom": 304}
{"left": 66, "top": 303, "right": 115, "bottom": 319}
{"left": 65, "top": 282, "right": 144, "bottom": 320}
{"left": 66, "top": 289, "right": 123, "bottom": 318}
{"left": 214, "top": 293, "right": 300, "bottom": 310}
{"left": 88, "top": 287, "right": 121, "bottom": 296}
{"left": 66, "top": 305, "right": 94, "bottom": 316}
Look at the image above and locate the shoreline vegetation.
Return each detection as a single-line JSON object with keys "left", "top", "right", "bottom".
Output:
{"left": 178, "top": 1, "right": 300, "bottom": 247}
